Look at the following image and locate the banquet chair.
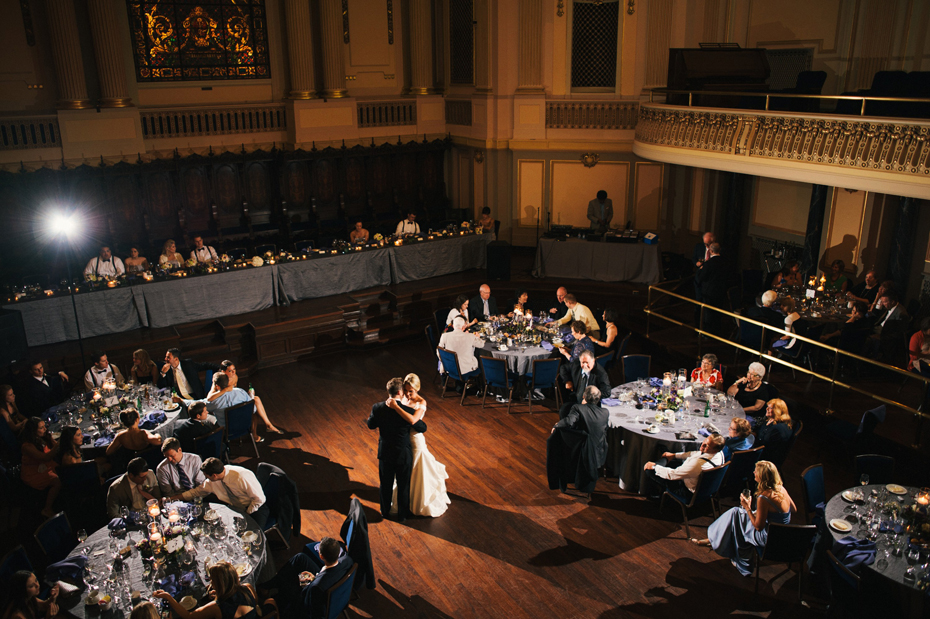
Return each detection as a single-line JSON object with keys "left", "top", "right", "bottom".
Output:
{"left": 660, "top": 462, "right": 729, "bottom": 539}
{"left": 424, "top": 325, "right": 442, "bottom": 384}
{"left": 255, "top": 243, "right": 276, "bottom": 256}
{"left": 854, "top": 454, "right": 895, "bottom": 485}
{"left": 57, "top": 461, "right": 101, "bottom": 501}
{"left": 479, "top": 357, "right": 518, "bottom": 413}
{"left": 437, "top": 347, "right": 480, "bottom": 405}
{"left": 0, "top": 545, "right": 32, "bottom": 583}
{"left": 225, "top": 247, "right": 248, "bottom": 260}
{"left": 525, "top": 358, "right": 562, "bottom": 414}
{"left": 134, "top": 446, "right": 164, "bottom": 473}
{"left": 622, "top": 355, "right": 651, "bottom": 384}
{"left": 0, "top": 416, "right": 22, "bottom": 464}
{"left": 257, "top": 462, "right": 300, "bottom": 547}
{"left": 716, "top": 446, "right": 764, "bottom": 502}
{"left": 322, "top": 563, "right": 358, "bottom": 619}
{"left": 753, "top": 523, "right": 818, "bottom": 602}
{"left": 294, "top": 240, "right": 315, "bottom": 253}
{"left": 595, "top": 352, "right": 613, "bottom": 372}
{"left": 434, "top": 307, "right": 451, "bottom": 334}
{"left": 799, "top": 464, "right": 825, "bottom": 525}
{"left": 33, "top": 512, "right": 76, "bottom": 563}
{"left": 825, "top": 550, "right": 865, "bottom": 618}
{"left": 825, "top": 404, "right": 885, "bottom": 457}
{"left": 226, "top": 400, "right": 259, "bottom": 458}
{"left": 193, "top": 427, "right": 226, "bottom": 461}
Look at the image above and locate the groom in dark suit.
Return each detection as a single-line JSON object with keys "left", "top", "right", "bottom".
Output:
{"left": 366, "top": 377, "right": 427, "bottom": 522}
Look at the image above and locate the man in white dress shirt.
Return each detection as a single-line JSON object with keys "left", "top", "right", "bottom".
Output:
{"left": 156, "top": 437, "right": 206, "bottom": 498}
{"left": 643, "top": 434, "right": 726, "bottom": 499}
{"left": 83, "top": 246, "right": 125, "bottom": 278}
{"left": 180, "top": 457, "right": 268, "bottom": 526}
{"left": 190, "top": 236, "right": 219, "bottom": 263}
{"left": 83, "top": 350, "right": 125, "bottom": 390}
{"left": 394, "top": 210, "right": 420, "bottom": 236}
{"left": 437, "top": 316, "right": 480, "bottom": 374}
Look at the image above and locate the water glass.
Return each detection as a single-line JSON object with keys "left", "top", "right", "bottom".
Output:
{"left": 678, "top": 368, "right": 687, "bottom": 384}
{"left": 860, "top": 474, "right": 870, "bottom": 487}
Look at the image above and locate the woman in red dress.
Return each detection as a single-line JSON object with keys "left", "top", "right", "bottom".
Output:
{"left": 691, "top": 353, "right": 723, "bottom": 386}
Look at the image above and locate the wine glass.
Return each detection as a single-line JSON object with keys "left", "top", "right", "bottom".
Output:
{"left": 77, "top": 529, "right": 88, "bottom": 544}
{"left": 860, "top": 474, "right": 870, "bottom": 487}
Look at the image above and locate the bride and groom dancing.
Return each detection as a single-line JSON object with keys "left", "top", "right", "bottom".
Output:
{"left": 366, "top": 374, "right": 451, "bottom": 521}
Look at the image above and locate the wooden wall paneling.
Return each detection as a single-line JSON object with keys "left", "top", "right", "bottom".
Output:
{"left": 367, "top": 154, "right": 396, "bottom": 228}
{"left": 280, "top": 155, "right": 314, "bottom": 235}
{"left": 141, "top": 165, "right": 182, "bottom": 251}
{"left": 103, "top": 162, "right": 147, "bottom": 252}
{"left": 212, "top": 158, "right": 243, "bottom": 233}
{"left": 66, "top": 165, "right": 110, "bottom": 251}
{"left": 393, "top": 151, "right": 418, "bottom": 218}
{"left": 240, "top": 155, "right": 277, "bottom": 230}
{"left": 178, "top": 157, "right": 214, "bottom": 239}
{"left": 343, "top": 149, "right": 368, "bottom": 222}
{"left": 311, "top": 154, "right": 346, "bottom": 239}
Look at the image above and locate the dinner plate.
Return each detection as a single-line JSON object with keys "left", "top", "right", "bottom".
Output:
{"left": 829, "top": 519, "right": 852, "bottom": 532}
{"left": 498, "top": 346, "right": 509, "bottom": 351}
{"left": 163, "top": 403, "right": 180, "bottom": 412}
{"left": 241, "top": 531, "right": 258, "bottom": 543}
{"left": 203, "top": 509, "right": 219, "bottom": 522}
{"left": 842, "top": 490, "right": 863, "bottom": 503}
{"left": 886, "top": 484, "right": 907, "bottom": 495}
{"left": 644, "top": 426, "right": 660, "bottom": 434}
{"left": 180, "top": 597, "right": 197, "bottom": 611}
{"left": 235, "top": 562, "right": 252, "bottom": 577}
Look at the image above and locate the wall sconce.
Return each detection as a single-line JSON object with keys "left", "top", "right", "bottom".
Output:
{"left": 581, "top": 153, "right": 600, "bottom": 168}
{"left": 628, "top": 0, "right": 635, "bottom": 15}
{"left": 556, "top": 0, "right": 564, "bottom": 17}
{"left": 474, "top": 150, "right": 484, "bottom": 164}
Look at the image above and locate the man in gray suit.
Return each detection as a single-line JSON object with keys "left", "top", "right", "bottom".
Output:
{"left": 106, "top": 457, "right": 162, "bottom": 518}
{"left": 587, "top": 190, "right": 613, "bottom": 229}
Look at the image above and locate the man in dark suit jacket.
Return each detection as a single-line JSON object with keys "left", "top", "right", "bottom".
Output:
{"left": 548, "top": 386, "right": 610, "bottom": 494}
{"left": 586, "top": 190, "right": 613, "bottom": 229}
{"left": 469, "top": 284, "right": 499, "bottom": 322}
{"left": 258, "top": 537, "right": 354, "bottom": 619}
{"left": 695, "top": 243, "right": 729, "bottom": 334}
{"left": 19, "top": 360, "right": 69, "bottom": 416}
{"left": 558, "top": 351, "right": 611, "bottom": 419}
{"left": 172, "top": 402, "right": 218, "bottom": 452}
{"left": 366, "top": 377, "right": 427, "bottom": 522}
{"left": 692, "top": 232, "right": 715, "bottom": 270}
{"left": 157, "top": 348, "right": 220, "bottom": 400}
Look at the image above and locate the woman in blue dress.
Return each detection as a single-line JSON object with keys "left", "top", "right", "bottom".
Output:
{"left": 692, "top": 460, "right": 795, "bottom": 576}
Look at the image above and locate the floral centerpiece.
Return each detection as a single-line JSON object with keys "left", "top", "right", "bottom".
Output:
{"left": 251, "top": 256, "right": 264, "bottom": 267}
{"left": 373, "top": 233, "right": 383, "bottom": 242}
{"left": 641, "top": 386, "right": 684, "bottom": 412}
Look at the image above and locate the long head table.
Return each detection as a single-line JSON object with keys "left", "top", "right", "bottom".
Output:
{"left": 532, "top": 237, "right": 661, "bottom": 284}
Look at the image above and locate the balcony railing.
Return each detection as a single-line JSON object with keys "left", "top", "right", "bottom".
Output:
{"left": 546, "top": 101, "right": 639, "bottom": 130}
{"left": 140, "top": 104, "right": 287, "bottom": 139}
{"left": 357, "top": 101, "right": 417, "bottom": 128}
{"left": 0, "top": 115, "right": 60, "bottom": 150}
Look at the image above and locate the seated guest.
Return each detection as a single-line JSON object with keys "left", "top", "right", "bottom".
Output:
{"left": 350, "top": 221, "right": 369, "bottom": 245}
{"left": 643, "top": 433, "right": 726, "bottom": 500}
{"left": 197, "top": 373, "right": 279, "bottom": 442}
{"left": 820, "top": 301, "right": 872, "bottom": 354}
{"left": 123, "top": 247, "right": 150, "bottom": 274}
{"left": 158, "top": 348, "right": 220, "bottom": 400}
{"left": 769, "top": 261, "right": 800, "bottom": 289}
{"left": 771, "top": 298, "right": 800, "bottom": 351}
{"left": 909, "top": 317, "right": 930, "bottom": 376}
{"left": 19, "top": 360, "right": 69, "bottom": 416}
{"left": 180, "top": 457, "right": 268, "bottom": 526}
{"left": 258, "top": 537, "right": 353, "bottom": 617}
{"left": 823, "top": 259, "right": 849, "bottom": 293}
{"left": 156, "top": 437, "right": 205, "bottom": 498}
{"left": 870, "top": 279, "right": 896, "bottom": 313}
{"left": 106, "top": 409, "right": 162, "bottom": 460}
{"left": 691, "top": 353, "right": 723, "bottom": 387}
{"left": 55, "top": 425, "right": 83, "bottom": 467}
{"left": 173, "top": 402, "right": 218, "bottom": 453}
{"left": 559, "top": 351, "right": 610, "bottom": 419}
{"left": 469, "top": 284, "right": 499, "bottom": 322}
{"left": 130, "top": 348, "right": 159, "bottom": 385}
{"left": 216, "top": 361, "right": 282, "bottom": 435}
{"left": 744, "top": 290, "right": 785, "bottom": 331}
{"left": 477, "top": 206, "right": 494, "bottom": 236}
{"left": 158, "top": 239, "right": 185, "bottom": 268}
{"left": 723, "top": 417, "right": 755, "bottom": 459}
{"left": 106, "top": 456, "right": 161, "bottom": 518}
{"left": 554, "top": 294, "right": 600, "bottom": 340}
{"left": 83, "top": 245, "right": 125, "bottom": 278}
{"left": 559, "top": 321, "right": 595, "bottom": 364}
{"left": 694, "top": 461, "right": 795, "bottom": 575}
{"left": 754, "top": 399, "right": 794, "bottom": 466}
{"left": 1, "top": 384, "right": 27, "bottom": 434}
{"left": 591, "top": 309, "right": 621, "bottom": 357}
{"left": 190, "top": 235, "right": 218, "bottom": 263}
{"left": 83, "top": 350, "right": 125, "bottom": 390}
{"left": 3, "top": 571, "right": 60, "bottom": 619}
{"left": 726, "top": 362, "right": 776, "bottom": 423}
{"left": 508, "top": 289, "right": 530, "bottom": 317}
{"left": 866, "top": 290, "right": 909, "bottom": 362}
{"left": 437, "top": 316, "right": 480, "bottom": 375}
{"left": 20, "top": 417, "right": 60, "bottom": 518}
{"left": 130, "top": 602, "right": 160, "bottom": 619}
{"left": 154, "top": 562, "right": 275, "bottom": 619}
{"left": 847, "top": 270, "right": 879, "bottom": 307}
{"left": 445, "top": 294, "right": 476, "bottom": 329}
{"left": 394, "top": 210, "right": 420, "bottom": 236}
{"left": 546, "top": 286, "right": 569, "bottom": 319}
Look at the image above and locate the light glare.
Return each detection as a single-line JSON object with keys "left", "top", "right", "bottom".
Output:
{"left": 48, "top": 213, "right": 79, "bottom": 237}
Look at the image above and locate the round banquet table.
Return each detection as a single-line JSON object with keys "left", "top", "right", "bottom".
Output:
{"left": 824, "top": 484, "right": 926, "bottom": 618}
{"left": 479, "top": 339, "right": 553, "bottom": 375}
{"left": 62, "top": 503, "right": 274, "bottom": 619}
{"left": 603, "top": 382, "right": 746, "bottom": 494}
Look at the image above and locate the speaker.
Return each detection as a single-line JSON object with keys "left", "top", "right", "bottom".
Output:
{"left": 0, "top": 309, "right": 28, "bottom": 366}
{"left": 486, "top": 241, "right": 511, "bottom": 281}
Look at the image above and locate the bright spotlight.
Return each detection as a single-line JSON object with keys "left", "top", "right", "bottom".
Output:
{"left": 48, "top": 212, "right": 79, "bottom": 238}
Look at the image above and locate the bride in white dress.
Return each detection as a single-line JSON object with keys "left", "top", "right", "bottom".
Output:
{"left": 388, "top": 374, "right": 451, "bottom": 517}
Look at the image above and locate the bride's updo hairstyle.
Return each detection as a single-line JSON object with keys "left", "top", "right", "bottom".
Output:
{"left": 403, "top": 374, "right": 421, "bottom": 392}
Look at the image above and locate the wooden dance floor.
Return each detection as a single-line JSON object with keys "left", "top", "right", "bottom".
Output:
{"left": 248, "top": 339, "right": 823, "bottom": 619}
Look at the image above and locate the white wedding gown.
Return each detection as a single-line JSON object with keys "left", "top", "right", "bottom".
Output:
{"left": 391, "top": 431, "right": 451, "bottom": 517}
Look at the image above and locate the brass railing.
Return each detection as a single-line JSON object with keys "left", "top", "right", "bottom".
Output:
{"left": 645, "top": 279, "right": 930, "bottom": 424}
{"left": 647, "top": 87, "right": 930, "bottom": 117}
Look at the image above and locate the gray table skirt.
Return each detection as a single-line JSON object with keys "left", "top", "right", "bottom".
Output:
{"left": 276, "top": 248, "right": 393, "bottom": 304}
{"left": 532, "top": 238, "right": 661, "bottom": 284}
{"left": 480, "top": 342, "right": 552, "bottom": 375}
{"left": 390, "top": 233, "right": 491, "bottom": 283}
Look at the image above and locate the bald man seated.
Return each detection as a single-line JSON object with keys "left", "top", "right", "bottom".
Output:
{"left": 470, "top": 284, "right": 499, "bottom": 323}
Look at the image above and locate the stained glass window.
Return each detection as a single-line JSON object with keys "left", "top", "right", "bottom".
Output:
{"left": 127, "top": 0, "right": 270, "bottom": 82}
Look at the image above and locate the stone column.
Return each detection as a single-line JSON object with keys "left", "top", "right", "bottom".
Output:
{"left": 517, "top": 0, "right": 543, "bottom": 92}
{"left": 87, "top": 0, "right": 133, "bottom": 107}
{"left": 319, "top": 0, "right": 348, "bottom": 98}
{"left": 407, "top": 0, "right": 435, "bottom": 94}
{"left": 46, "top": 0, "right": 91, "bottom": 109}
{"left": 889, "top": 196, "right": 921, "bottom": 297}
{"left": 284, "top": 0, "right": 317, "bottom": 98}
{"left": 800, "top": 184, "right": 828, "bottom": 277}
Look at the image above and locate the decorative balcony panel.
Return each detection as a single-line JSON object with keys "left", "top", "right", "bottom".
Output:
{"left": 140, "top": 104, "right": 287, "bottom": 139}
{"left": 0, "top": 115, "right": 60, "bottom": 150}
{"left": 445, "top": 100, "right": 472, "bottom": 126}
{"left": 356, "top": 101, "right": 417, "bottom": 128}
{"left": 634, "top": 103, "right": 930, "bottom": 199}
{"left": 546, "top": 101, "right": 638, "bottom": 130}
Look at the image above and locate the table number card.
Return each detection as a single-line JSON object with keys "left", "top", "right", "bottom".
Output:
{"left": 104, "top": 396, "right": 119, "bottom": 407}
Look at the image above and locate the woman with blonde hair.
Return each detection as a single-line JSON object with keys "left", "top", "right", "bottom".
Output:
{"left": 129, "top": 602, "right": 160, "bottom": 619}
{"left": 130, "top": 349, "right": 159, "bottom": 384}
{"left": 387, "top": 373, "right": 451, "bottom": 517}
{"left": 158, "top": 239, "right": 184, "bottom": 268}
{"left": 755, "top": 398, "right": 794, "bottom": 466}
{"left": 154, "top": 561, "right": 275, "bottom": 619}
{"left": 692, "top": 460, "right": 795, "bottom": 575}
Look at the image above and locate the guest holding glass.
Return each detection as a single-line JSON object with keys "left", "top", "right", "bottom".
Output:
{"left": 0, "top": 384, "right": 27, "bottom": 434}
{"left": 154, "top": 561, "right": 275, "bottom": 619}
{"left": 350, "top": 221, "right": 369, "bottom": 245}
{"left": 130, "top": 348, "right": 159, "bottom": 385}
{"left": 2, "top": 570, "right": 59, "bottom": 619}
{"left": 726, "top": 362, "right": 775, "bottom": 423}
{"left": 591, "top": 309, "right": 621, "bottom": 358}
{"left": 123, "top": 247, "right": 150, "bottom": 274}
{"left": 559, "top": 321, "right": 596, "bottom": 363}
{"left": 722, "top": 417, "right": 755, "bottom": 459}
{"left": 693, "top": 461, "right": 795, "bottom": 576}
{"left": 158, "top": 239, "right": 185, "bottom": 268}
{"left": 19, "top": 417, "right": 59, "bottom": 518}
{"left": 446, "top": 294, "right": 476, "bottom": 330}
{"left": 690, "top": 354, "right": 723, "bottom": 387}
